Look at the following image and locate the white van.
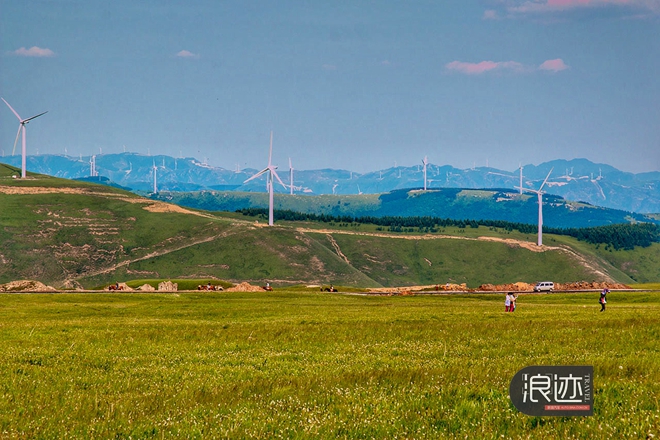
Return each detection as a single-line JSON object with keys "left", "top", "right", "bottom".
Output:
{"left": 534, "top": 281, "right": 554, "bottom": 292}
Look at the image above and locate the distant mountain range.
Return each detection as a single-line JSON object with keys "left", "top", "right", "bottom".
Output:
{"left": 1, "top": 153, "right": 659, "bottom": 213}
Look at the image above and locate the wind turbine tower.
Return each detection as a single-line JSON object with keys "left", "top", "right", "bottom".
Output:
{"left": 422, "top": 156, "right": 428, "bottom": 190}
{"left": 516, "top": 168, "right": 553, "bottom": 247}
{"left": 152, "top": 160, "right": 158, "bottom": 194}
{"left": 519, "top": 164, "right": 524, "bottom": 195}
{"left": 244, "top": 131, "right": 287, "bottom": 226}
{"left": 2, "top": 98, "right": 47, "bottom": 178}
{"left": 90, "top": 155, "right": 97, "bottom": 177}
{"left": 289, "top": 158, "right": 294, "bottom": 195}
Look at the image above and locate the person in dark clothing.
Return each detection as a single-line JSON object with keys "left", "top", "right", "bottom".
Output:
{"left": 599, "top": 288, "right": 608, "bottom": 312}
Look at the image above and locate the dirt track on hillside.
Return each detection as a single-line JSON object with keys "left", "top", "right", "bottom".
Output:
{"left": 0, "top": 185, "right": 210, "bottom": 218}
{"left": 296, "top": 228, "right": 617, "bottom": 282}
{"left": 2, "top": 184, "right": 618, "bottom": 285}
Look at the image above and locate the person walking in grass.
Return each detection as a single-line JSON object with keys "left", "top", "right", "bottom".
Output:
{"left": 505, "top": 293, "right": 511, "bottom": 312}
{"left": 599, "top": 288, "right": 608, "bottom": 312}
{"left": 511, "top": 293, "right": 518, "bottom": 312}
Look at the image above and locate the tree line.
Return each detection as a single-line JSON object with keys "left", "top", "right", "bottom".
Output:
{"left": 236, "top": 208, "right": 660, "bottom": 250}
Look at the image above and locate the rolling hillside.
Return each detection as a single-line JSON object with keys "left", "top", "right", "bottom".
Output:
{"left": 153, "top": 188, "right": 658, "bottom": 229}
{"left": 1, "top": 164, "right": 658, "bottom": 289}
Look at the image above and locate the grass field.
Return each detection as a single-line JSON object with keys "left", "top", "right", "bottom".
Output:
{"left": 1, "top": 291, "right": 658, "bottom": 439}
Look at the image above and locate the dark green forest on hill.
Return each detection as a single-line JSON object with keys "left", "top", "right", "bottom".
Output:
{"left": 237, "top": 208, "right": 660, "bottom": 251}
{"left": 152, "top": 187, "right": 658, "bottom": 229}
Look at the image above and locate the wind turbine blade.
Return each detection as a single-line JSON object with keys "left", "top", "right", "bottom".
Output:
{"left": 270, "top": 167, "right": 287, "bottom": 190}
{"left": 516, "top": 186, "right": 538, "bottom": 194}
{"left": 268, "top": 131, "right": 273, "bottom": 166}
{"left": 1, "top": 98, "right": 22, "bottom": 121}
{"left": 22, "top": 111, "right": 48, "bottom": 123}
{"left": 538, "top": 168, "right": 554, "bottom": 191}
{"left": 289, "top": 157, "right": 292, "bottom": 170}
{"left": 243, "top": 168, "right": 269, "bottom": 183}
{"left": 12, "top": 125, "right": 21, "bottom": 156}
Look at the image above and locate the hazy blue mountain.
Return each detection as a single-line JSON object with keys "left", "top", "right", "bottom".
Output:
{"left": 2, "top": 153, "right": 658, "bottom": 213}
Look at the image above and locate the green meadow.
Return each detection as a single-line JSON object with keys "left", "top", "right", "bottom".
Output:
{"left": 1, "top": 291, "right": 658, "bottom": 439}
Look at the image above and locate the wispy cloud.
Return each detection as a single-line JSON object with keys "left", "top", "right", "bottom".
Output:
{"left": 445, "top": 60, "right": 526, "bottom": 75}
{"left": 12, "top": 46, "right": 55, "bottom": 57}
{"left": 483, "top": 9, "right": 500, "bottom": 20}
{"left": 539, "top": 58, "right": 570, "bottom": 71}
{"left": 446, "top": 59, "right": 570, "bottom": 75}
{"left": 322, "top": 64, "right": 337, "bottom": 70}
{"left": 176, "top": 50, "right": 199, "bottom": 59}
{"left": 500, "top": 0, "right": 659, "bottom": 17}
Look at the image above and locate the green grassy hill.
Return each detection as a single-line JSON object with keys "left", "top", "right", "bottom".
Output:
{"left": 153, "top": 187, "right": 659, "bottom": 229}
{"left": 0, "top": 164, "right": 656, "bottom": 288}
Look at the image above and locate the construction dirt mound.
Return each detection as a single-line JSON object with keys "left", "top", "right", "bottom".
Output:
{"left": 226, "top": 282, "right": 266, "bottom": 292}
{"left": 439, "top": 283, "right": 469, "bottom": 291}
{"left": 0, "top": 280, "right": 57, "bottom": 292}
{"left": 478, "top": 281, "right": 631, "bottom": 292}
{"left": 556, "top": 281, "right": 631, "bottom": 291}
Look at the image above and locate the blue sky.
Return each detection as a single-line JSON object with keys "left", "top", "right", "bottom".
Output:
{"left": 1, "top": 0, "right": 659, "bottom": 173}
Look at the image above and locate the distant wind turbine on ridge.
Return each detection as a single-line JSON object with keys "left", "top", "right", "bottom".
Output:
{"left": 152, "top": 160, "right": 158, "bottom": 193}
{"left": 487, "top": 163, "right": 525, "bottom": 194}
{"left": 244, "top": 131, "right": 287, "bottom": 226}
{"left": 289, "top": 158, "right": 294, "bottom": 195}
{"left": 516, "top": 168, "right": 553, "bottom": 247}
{"left": 90, "top": 155, "right": 98, "bottom": 177}
{"left": 422, "top": 156, "right": 428, "bottom": 190}
{"left": 2, "top": 98, "right": 47, "bottom": 178}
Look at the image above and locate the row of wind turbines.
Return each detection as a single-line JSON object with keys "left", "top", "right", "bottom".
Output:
{"left": 1, "top": 99, "right": 552, "bottom": 246}
{"left": 247, "top": 132, "right": 553, "bottom": 247}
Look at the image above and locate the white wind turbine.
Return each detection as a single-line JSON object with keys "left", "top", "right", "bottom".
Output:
{"left": 89, "top": 155, "right": 97, "bottom": 177}
{"left": 152, "top": 160, "right": 158, "bottom": 193}
{"left": 422, "top": 156, "right": 428, "bottom": 190}
{"left": 487, "top": 163, "right": 525, "bottom": 194}
{"left": 516, "top": 168, "right": 553, "bottom": 247}
{"left": 2, "top": 98, "right": 47, "bottom": 178}
{"left": 244, "top": 131, "right": 287, "bottom": 226}
{"left": 289, "top": 157, "right": 294, "bottom": 195}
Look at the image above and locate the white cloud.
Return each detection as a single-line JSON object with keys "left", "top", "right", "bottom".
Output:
{"left": 502, "top": 0, "right": 660, "bottom": 17}
{"left": 176, "top": 50, "right": 199, "bottom": 59}
{"left": 446, "top": 59, "right": 570, "bottom": 75}
{"left": 12, "top": 46, "right": 55, "bottom": 57}
{"left": 539, "top": 58, "right": 570, "bottom": 72}
{"left": 446, "top": 60, "right": 527, "bottom": 75}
